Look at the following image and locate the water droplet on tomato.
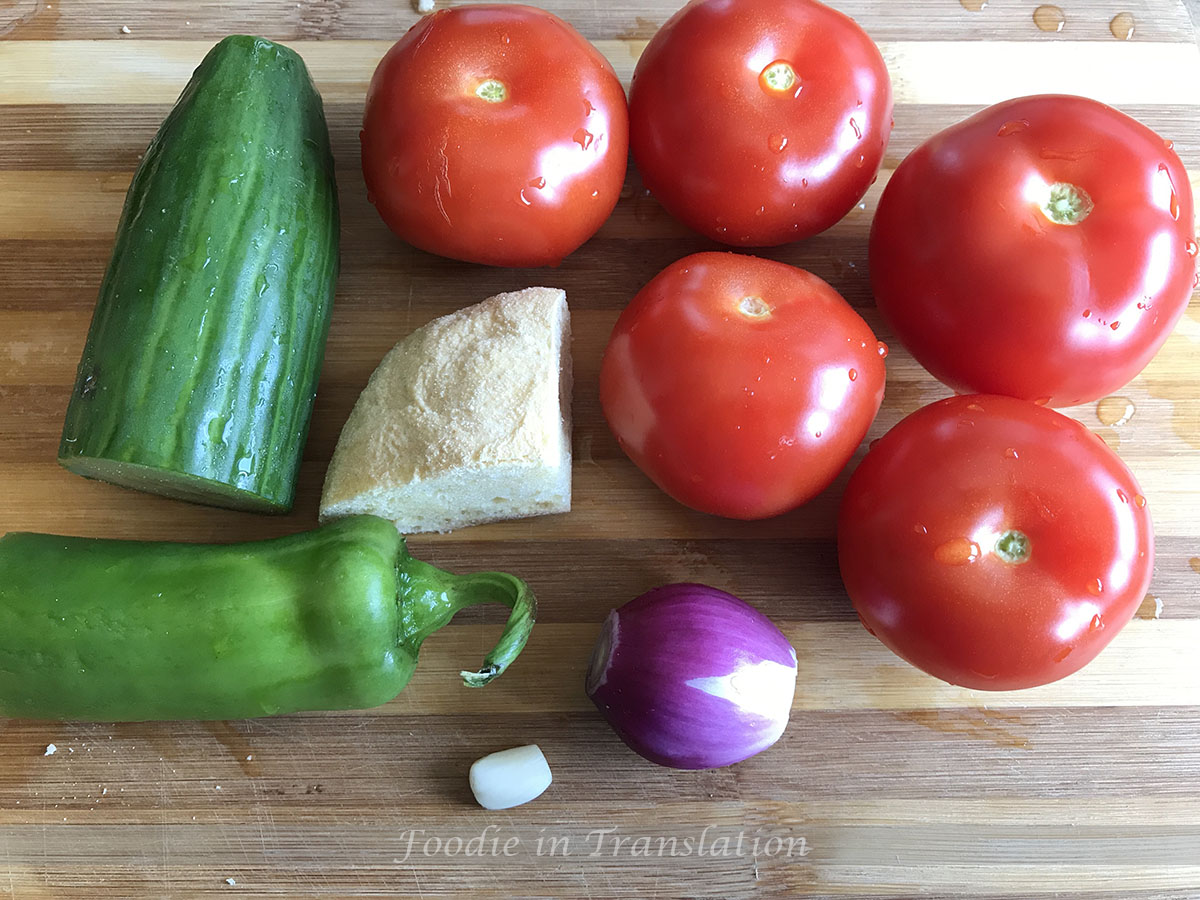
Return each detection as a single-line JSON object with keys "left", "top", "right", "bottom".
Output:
{"left": 1034, "top": 397, "right": 1050, "bottom": 407}
{"left": 1116, "top": 488, "right": 1129, "bottom": 503}
{"left": 801, "top": 178, "right": 809, "bottom": 188}
{"left": 768, "top": 133, "right": 788, "bottom": 153}
{"left": 876, "top": 341, "right": 889, "bottom": 358}
{"left": 1164, "top": 137, "right": 1175, "bottom": 150}
{"left": 935, "top": 537, "right": 981, "bottom": 566}
{"left": 1186, "top": 239, "right": 1198, "bottom": 257}
{"left": 1087, "top": 578, "right": 1103, "bottom": 596}
{"left": 590, "top": 189, "right": 600, "bottom": 199}
{"left": 855, "top": 153, "right": 866, "bottom": 168}
{"left": 583, "top": 98, "right": 594, "bottom": 116}
{"left": 1082, "top": 308, "right": 1091, "bottom": 318}
{"left": 1089, "top": 613, "right": 1105, "bottom": 630}
{"left": 573, "top": 128, "right": 594, "bottom": 150}
{"left": 849, "top": 118, "right": 862, "bottom": 140}
{"left": 848, "top": 368, "right": 858, "bottom": 381}
{"left": 1110, "top": 320, "right": 1121, "bottom": 331}
{"left": 519, "top": 189, "right": 532, "bottom": 206}
{"left": 1054, "top": 645, "right": 1073, "bottom": 662}
{"left": 996, "top": 119, "right": 1029, "bottom": 137}
{"left": 754, "top": 205, "right": 766, "bottom": 217}
{"left": 1003, "top": 447, "right": 1019, "bottom": 459}
{"left": 1134, "top": 493, "right": 1147, "bottom": 508}
{"left": 914, "top": 523, "right": 928, "bottom": 535}
{"left": 528, "top": 176, "right": 546, "bottom": 190}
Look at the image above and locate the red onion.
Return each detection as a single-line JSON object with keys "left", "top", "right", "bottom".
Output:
{"left": 585, "top": 583, "right": 797, "bottom": 769}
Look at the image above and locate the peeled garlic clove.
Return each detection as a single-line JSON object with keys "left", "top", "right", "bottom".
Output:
{"left": 469, "top": 744, "right": 552, "bottom": 810}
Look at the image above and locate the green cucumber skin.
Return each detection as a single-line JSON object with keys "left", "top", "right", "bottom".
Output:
{"left": 59, "top": 36, "right": 339, "bottom": 513}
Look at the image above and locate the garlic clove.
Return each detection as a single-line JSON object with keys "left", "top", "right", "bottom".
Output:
{"left": 469, "top": 744, "right": 552, "bottom": 810}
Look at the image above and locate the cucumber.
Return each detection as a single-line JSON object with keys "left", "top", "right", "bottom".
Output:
{"left": 59, "top": 35, "right": 339, "bottom": 513}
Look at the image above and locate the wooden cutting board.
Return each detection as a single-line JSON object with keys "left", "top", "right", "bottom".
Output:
{"left": 2, "top": 1, "right": 1199, "bottom": 896}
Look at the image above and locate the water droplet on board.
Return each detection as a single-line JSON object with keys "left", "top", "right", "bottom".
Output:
{"left": 634, "top": 189, "right": 661, "bottom": 223}
{"left": 768, "top": 133, "right": 788, "bottom": 153}
{"left": 1190, "top": 557, "right": 1200, "bottom": 576}
{"left": 996, "top": 119, "right": 1030, "bottom": 137}
{"left": 1136, "top": 594, "right": 1163, "bottom": 619}
{"left": 1109, "top": 11, "right": 1135, "bottom": 40}
{"left": 1033, "top": 5, "right": 1065, "bottom": 32}
{"left": 934, "top": 537, "right": 982, "bottom": 566}
{"left": 1096, "top": 396, "right": 1134, "bottom": 427}
{"left": 959, "top": 0, "right": 988, "bottom": 10}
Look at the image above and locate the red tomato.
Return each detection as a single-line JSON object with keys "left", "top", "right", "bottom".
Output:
{"left": 362, "top": 5, "right": 628, "bottom": 267}
{"left": 600, "top": 252, "right": 886, "bottom": 519}
{"left": 838, "top": 395, "right": 1153, "bottom": 691}
{"left": 629, "top": 0, "right": 892, "bottom": 247}
{"left": 870, "top": 95, "right": 1196, "bottom": 407}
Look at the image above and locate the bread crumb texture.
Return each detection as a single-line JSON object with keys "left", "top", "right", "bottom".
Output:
{"left": 320, "top": 287, "right": 572, "bottom": 533}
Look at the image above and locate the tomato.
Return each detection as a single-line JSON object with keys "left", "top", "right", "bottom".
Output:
{"left": 628, "top": 0, "right": 892, "bottom": 247}
{"left": 361, "top": 5, "right": 628, "bottom": 267}
{"left": 600, "top": 252, "right": 886, "bottom": 519}
{"left": 838, "top": 395, "right": 1153, "bottom": 691}
{"left": 870, "top": 94, "right": 1197, "bottom": 407}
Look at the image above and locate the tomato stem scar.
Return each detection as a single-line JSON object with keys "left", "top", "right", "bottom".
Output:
{"left": 1042, "top": 182, "right": 1093, "bottom": 225}
{"left": 759, "top": 61, "right": 798, "bottom": 94}
{"left": 738, "top": 296, "right": 772, "bottom": 318}
{"left": 475, "top": 79, "right": 507, "bottom": 102}
{"left": 995, "top": 529, "right": 1032, "bottom": 564}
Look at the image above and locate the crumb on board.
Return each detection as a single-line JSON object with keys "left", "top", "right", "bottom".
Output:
{"left": 415, "top": 0, "right": 435, "bottom": 12}
{"left": 43, "top": 743, "right": 57, "bottom": 756}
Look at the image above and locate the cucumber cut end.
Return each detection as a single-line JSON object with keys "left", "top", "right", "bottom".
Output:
{"left": 58, "top": 455, "right": 291, "bottom": 515}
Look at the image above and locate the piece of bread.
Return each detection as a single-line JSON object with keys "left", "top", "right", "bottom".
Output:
{"left": 320, "top": 287, "right": 572, "bottom": 533}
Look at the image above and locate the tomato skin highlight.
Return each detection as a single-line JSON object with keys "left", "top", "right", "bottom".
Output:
{"left": 362, "top": 5, "right": 629, "bottom": 267}
{"left": 838, "top": 394, "right": 1154, "bottom": 691}
{"left": 628, "top": 0, "right": 892, "bottom": 247}
{"left": 870, "top": 94, "right": 1196, "bottom": 407}
{"left": 600, "top": 252, "right": 886, "bottom": 520}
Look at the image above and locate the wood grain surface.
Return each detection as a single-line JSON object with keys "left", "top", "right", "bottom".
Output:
{"left": 2, "top": 1, "right": 1200, "bottom": 897}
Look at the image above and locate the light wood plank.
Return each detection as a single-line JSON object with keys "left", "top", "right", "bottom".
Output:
{"left": 2, "top": 39, "right": 1200, "bottom": 106}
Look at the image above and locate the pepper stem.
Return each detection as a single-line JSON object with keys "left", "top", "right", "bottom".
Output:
{"left": 397, "top": 551, "right": 537, "bottom": 688}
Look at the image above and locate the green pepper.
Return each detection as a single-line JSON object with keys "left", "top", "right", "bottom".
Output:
{"left": 0, "top": 515, "right": 535, "bottom": 721}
